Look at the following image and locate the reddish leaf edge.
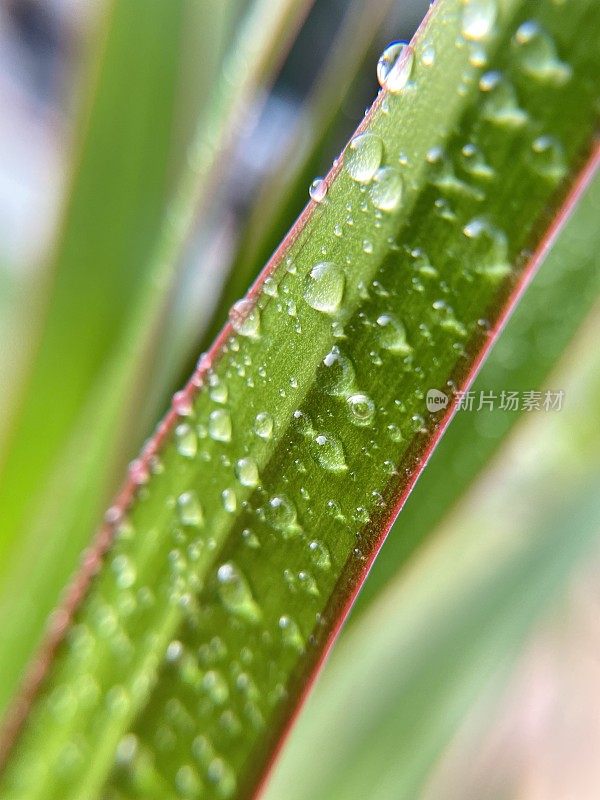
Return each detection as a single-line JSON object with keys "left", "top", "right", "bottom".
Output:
{"left": 0, "top": 57, "right": 598, "bottom": 800}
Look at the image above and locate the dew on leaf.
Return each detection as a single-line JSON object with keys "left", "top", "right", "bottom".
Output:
{"left": 310, "top": 433, "right": 347, "bottom": 473}
{"left": 266, "top": 495, "right": 298, "bottom": 534}
{"left": 347, "top": 393, "right": 375, "bottom": 426}
{"left": 208, "top": 409, "right": 232, "bottom": 443}
{"left": 344, "top": 132, "right": 383, "bottom": 184}
{"left": 530, "top": 135, "right": 567, "bottom": 180}
{"left": 172, "top": 390, "right": 193, "bottom": 417}
{"left": 235, "top": 457, "right": 259, "bottom": 487}
{"left": 480, "top": 71, "right": 528, "bottom": 127}
{"left": 309, "top": 178, "right": 327, "bottom": 202}
{"left": 175, "top": 423, "right": 198, "bottom": 459}
{"left": 308, "top": 540, "right": 331, "bottom": 571}
{"left": 376, "top": 314, "right": 412, "bottom": 354}
{"left": 370, "top": 166, "right": 403, "bottom": 211}
{"left": 278, "top": 615, "right": 305, "bottom": 652}
{"left": 319, "top": 345, "right": 356, "bottom": 396}
{"left": 254, "top": 411, "right": 273, "bottom": 440}
{"left": 377, "top": 42, "right": 414, "bottom": 93}
{"left": 514, "top": 21, "right": 572, "bottom": 84}
{"left": 221, "top": 488, "right": 237, "bottom": 513}
{"left": 461, "top": 0, "right": 497, "bottom": 41}
{"left": 229, "top": 299, "right": 260, "bottom": 339}
{"left": 421, "top": 43, "right": 436, "bottom": 67}
{"left": 216, "top": 562, "right": 261, "bottom": 624}
{"left": 177, "top": 491, "right": 204, "bottom": 527}
{"left": 303, "top": 262, "right": 345, "bottom": 314}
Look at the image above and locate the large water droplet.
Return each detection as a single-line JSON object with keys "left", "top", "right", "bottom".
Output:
{"left": 310, "top": 433, "right": 347, "bottom": 473}
{"left": 514, "top": 21, "right": 572, "bottom": 84}
{"left": 461, "top": 0, "right": 497, "bottom": 41}
{"left": 216, "top": 562, "right": 261, "bottom": 623}
{"left": 370, "top": 167, "right": 403, "bottom": 211}
{"left": 208, "top": 408, "right": 232, "bottom": 443}
{"left": 377, "top": 42, "right": 414, "bottom": 93}
{"left": 235, "top": 457, "right": 259, "bottom": 487}
{"left": 347, "top": 393, "right": 375, "bottom": 426}
{"left": 376, "top": 314, "right": 412, "bottom": 354}
{"left": 303, "top": 262, "right": 345, "bottom": 314}
{"left": 229, "top": 299, "right": 260, "bottom": 339}
{"left": 309, "top": 178, "right": 327, "bottom": 202}
{"left": 344, "top": 133, "right": 383, "bottom": 184}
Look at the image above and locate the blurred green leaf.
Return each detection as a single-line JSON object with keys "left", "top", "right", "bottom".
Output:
{"left": 264, "top": 314, "right": 600, "bottom": 800}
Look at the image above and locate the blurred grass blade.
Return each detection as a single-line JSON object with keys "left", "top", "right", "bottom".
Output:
{"left": 0, "top": 0, "right": 187, "bottom": 565}
{"left": 201, "top": 0, "right": 397, "bottom": 347}
{"left": 264, "top": 313, "right": 600, "bottom": 800}
{"left": 0, "top": 0, "right": 314, "bottom": 721}
{"left": 356, "top": 166, "right": 600, "bottom": 612}
{"left": 0, "top": 0, "right": 599, "bottom": 798}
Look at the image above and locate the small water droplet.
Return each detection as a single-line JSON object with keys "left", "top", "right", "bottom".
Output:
{"left": 421, "top": 43, "right": 436, "bottom": 67}
{"left": 175, "top": 423, "right": 198, "bottom": 459}
{"left": 221, "top": 488, "right": 237, "bottom": 513}
{"left": 172, "top": 390, "right": 193, "bottom": 417}
{"left": 461, "top": 0, "right": 497, "bottom": 41}
{"left": 254, "top": 411, "right": 273, "bottom": 440}
{"left": 177, "top": 491, "right": 204, "bottom": 527}
{"left": 480, "top": 71, "right": 527, "bottom": 127}
{"left": 309, "top": 177, "right": 328, "bottom": 202}
{"left": 530, "top": 135, "right": 567, "bottom": 180}
{"left": 463, "top": 217, "right": 511, "bottom": 279}
{"left": 514, "top": 21, "right": 571, "bottom": 84}
{"left": 208, "top": 409, "right": 232, "bottom": 443}
{"left": 235, "top": 457, "right": 259, "bottom": 487}
{"left": 377, "top": 42, "right": 414, "bottom": 92}
{"left": 376, "top": 314, "right": 412, "bottom": 354}
{"left": 278, "top": 615, "right": 305, "bottom": 652}
{"left": 370, "top": 166, "right": 403, "bottom": 211}
{"left": 111, "top": 555, "right": 136, "bottom": 589}
{"left": 308, "top": 540, "right": 331, "bottom": 571}
{"left": 266, "top": 495, "right": 298, "bottom": 535}
{"left": 229, "top": 299, "right": 260, "bottom": 339}
{"left": 310, "top": 433, "right": 347, "bottom": 473}
{"left": 347, "top": 393, "right": 375, "bottom": 426}
{"left": 460, "top": 143, "right": 494, "bottom": 178}
{"left": 217, "top": 562, "right": 261, "bottom": 623}
{"left": 303, "top": 262, "right": 345, "bottom": 314}
{"left": 344, "top": 133, "right": 383, "bottom": 184}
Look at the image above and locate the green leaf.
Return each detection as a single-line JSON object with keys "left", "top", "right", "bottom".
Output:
{"left": 1, "top": 0, "right": 599, "bottom": 798}
{"left": 0, "top": 0, "right": 314, "bottom": 722}
{"left": 356, "top": 165, "right": 600, "bottom": 613}
{"left": 263, "top": 314, "right": 600, "bottom": 800}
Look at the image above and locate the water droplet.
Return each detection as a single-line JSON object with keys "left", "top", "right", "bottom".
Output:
{"left": 172, "top": 390, "right": 193, "bottom": 417}
{"left": 460, "top": 143, "right": 494, "bottom": 179}
{"left": 303, "top": 262, "right": 345, "bottom": 314}
{"left": 221, "top": 488, "right": 237, "bottom": 513}
{"left": 344, "top": 133, "right": 383, "bottom": 184}
{"left": 207, "top": 757, "right": 236, "bottom": 798}
{"left": 254, "top": 411, "right": 273, "bottom": 440}
{"left": 111, "top": 554, "right": 136, "bottom": 589}
{"left": 310, "top": 433, "right": 347, "bottom": 473}
{"left": 347, "top": 393, "right": 375, "bottom": 426}
{"left": 229, "top": 299, "right": 260, "bottom": 339}
{"left": 208, "top": 409, "right": 232, "bottom": 443}
{"left": 175, "top": 423, "right": 198, "bottom": 459}
{"left": 266, "top": 495, "right": 298, "bottom": 535}
{"left": 175, "top": 765, "right": 202, "bottom": 797}
{"left": 308, "top": 540, "right": 331, "bottom": 571}
{"left": 278, "top": 615, "right": 305, "bottom": 652}
{"left": 177, "top": 491, "right": 204, "bottom": 527}
{"left": 217, "top": 562, "right": 261, "bottom": 623}
{"left": 370, "top": 167, "right": 403, "bottom": 211}
{"left": 463, "top": 217, "right": 511, "bottom": 279}
{"left": 202, "top": 670, "right": 229, "bottom": 704}
{"left": 421, "top": 43, "right": 436, "bottom": 67}
{"left": 530, "top": 135, "right": 567, "bottom": 180}
{"left": 377, "top": 42, "right": 414, "bottom": 93}
{"left": 514, "top": 21, "right": 571, "bottom": 84}
{"left": 376, "top": 314, "right": 412, "bottom": 354}
{"left": 480, "top": 71, "right": 527, "bottom": 127}
{"left": 235, "top": 457, "right": 259, "bottom": 487}
{"left": 461, "top": 0, "right": 497, "bottom": 41}
{"left": 309, "top": 178, "right": 327, "bottom": 202}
